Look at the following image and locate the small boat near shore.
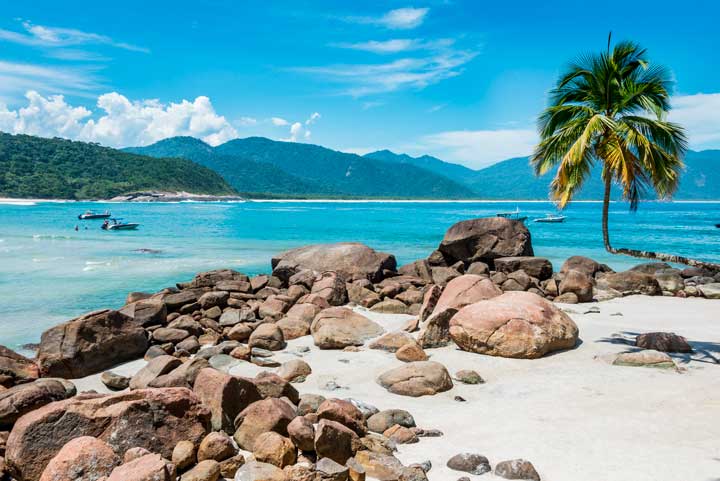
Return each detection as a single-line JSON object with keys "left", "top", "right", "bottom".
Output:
{"left": 102, "top": 219, "right": 139, "bottom": 231}
{"left": 534, "top": 214, "right": 567, "bottom": 223}
{"left": 496, "top": 207, "right": 527, "bottom": 222}
{"left": 78, "top": 210, "right": 111, "bottom": 220}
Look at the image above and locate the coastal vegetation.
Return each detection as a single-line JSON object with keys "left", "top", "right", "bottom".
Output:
{"left": 532, "top": 37, "right": 719, "bottom": 270}
{"left": 0, "top": 133, "right": 236, "bottom": 200}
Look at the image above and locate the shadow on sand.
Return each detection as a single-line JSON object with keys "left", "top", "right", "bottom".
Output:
{"left": 596, "top": 331, "right": 720, "bottom": 365}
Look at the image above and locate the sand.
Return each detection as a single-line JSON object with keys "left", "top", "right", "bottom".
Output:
{"left": 73, "top": 295, "right": 720, "bottom": 481}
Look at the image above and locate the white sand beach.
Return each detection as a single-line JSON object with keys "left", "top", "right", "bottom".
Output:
{"left": 72, "top": 295, "right": 720, "bottom": 481}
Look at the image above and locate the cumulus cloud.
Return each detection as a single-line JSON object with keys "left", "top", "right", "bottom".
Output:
{"left": 409, "top": 129, "right": 538, "bottom": 169}
{"left": 282, "top": 112, "right": 322, "bottom": 142}
{"left": 669, "top": 92, "right": 720, "bottom": 149}
{"left": 345, "top": 8, "right": 430, "bottom": 30}
{"left": 0, "top": 90, "right": 238, "bottom": 147}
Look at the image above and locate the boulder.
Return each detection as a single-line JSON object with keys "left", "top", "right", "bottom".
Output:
{"left": 193, "top": 368, "right": 261, "bottom": 433}
{"left": 316, "top": 398, "right": 366, "bottom": 436}
{"left": 0, "top": 346, "right": 39, "bottom": 388}
{"left": 198, "top": 432, "right": 236, "bottom": 462}
{"left": 119, "top": 299, "right": 167, "bottom": 327}
{"left": 129, "top": 355, "right": 182, "bottom": 390}
{"left": 314, "top": 419, "right": 359, "bottom": 465}
{"left": 367, "top": 409, "right": 415, "bottom": 434}
{"left": 613, "top": 350, "right": 676, "bottom": 369}
{"left": 252, "top": 432, "right": 296, "bottom": 468}
{"left": 369, "top": 332, "right": 415, "bottom": 352}
{"left": 636, "top": 332, "right": 692, "bottom": 353}
{"left": 430, "top": 266, "right": 461, "bottom": 287}
{"left": 654, "top": 270, "right": 684, "bottom": 293}
{"left": 162, "top": 290, "right": 200, "bottom": 311}
{"left": 258, "top": 297, "right": 291, "bottom": 320}
{"left": 150, "top": 357, "right": 210, "bottom": 389}
{"left": 272, "top": 243, "right": 396, "bottom": 283}
{"left": 698, "top": 283, "right": 720, "bottom": 299}
{"left": 495, "top": 459, "right": 541, "bottom": 481}
{"left": 253, "top": 372, "right": 300, "bottom": 404}
{"left": 395, "top": 343, "right": 428, "bottom": 362}
{"left": 397, "top": 259, "right": 433, "bottom": 283}
{"left": 276, "top": 359, "right": 312, "bottom": 382}
{"left": 558, "top": 269, "right": 594, "bottom": 303}
{"left": 454, "top": 369, "right": 484, "bottom": 384}
{"left": 181, "top": 460, "right": 221, "bottom": 481}
{"left": 38, "top": 436, "right": 120, "bottom": 481}
{"left": 418, "top": 285, "right": 442, "bottom": 323}
{"left": 596, "top": 271, "right": 661, "bottom": 296}
{"left": 287, "top": 416, "right": 315, "bottom": 452}
{"left": 369, "top": 299, "right": 408, "bottom": 314}
{"left": 494, "top": 257, "right": 552, "bottom": 281}
{"left": 630, "top": 262, "right": 672, "bottom": 275}
{"left": 435, "top": 275, "right": 502, "bottom": 313}
{"left": 37, "top": 309, "right": 148, "bottom": 378}
{"left": 173, "top": 440, "right": 196, "bottom": 470}
{"left": 297, "top": 394, "right": 326, "bottom": 416}
{"left": 234, "top": 461, "right": 284, "bottom": 481}
{"left": 277, "top": 303, "right": 322, "bottom": 339}
{"left": 446, "top": 453, "right": 490, "bottom": 476}
{"left": 186, "top": 269, "right": 248, "bottom": 289}
{"left": 377, "top": 361, "right": 453, "bottom": 397}
{"left": 106, "top": 453, "right": 174, "bottom": 481}
{"left": 316, "top": 458, "right": 350, "bottom": 480}
{"left": 5, "top": 388, "right": 210, "bottom": 481}
{"left": 101, "top": 371, "right": 130, "bottom": 390}
{"left": 560, "top": 256, "right": 612, "bottom": 277}
{"left": 311, "top": 308, "right": 384, "bottom": 349}
{"left": 438, "top": 217, "right": 533, "bottom": 266}
{"left": 233, "top": 398, "right": 296, "bottom": 451}
{"left": 311, "top": 272, "right": 348, "bottom": 306}
{"left": 0, "top": 379, "right": 76, "bottom": 428}
{"left": 449, "top": 291, "right": 579, "bottom": 359}
{"left": 248, "top": 324, "right": 286, "bottom": 351}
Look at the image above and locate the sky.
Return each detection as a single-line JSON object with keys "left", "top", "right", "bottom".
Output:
{"left": 0, "top": 0, "right": 718, "bottom": 169}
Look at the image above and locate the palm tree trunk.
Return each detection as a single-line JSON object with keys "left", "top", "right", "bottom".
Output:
{"left": 602, "top": 171, "right": 720, "bottom": 271}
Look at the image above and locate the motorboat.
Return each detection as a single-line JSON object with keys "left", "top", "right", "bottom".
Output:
{"left": 534, "top": 214, "right": 567, "bottom": 223}
{"left": 102, "top": 218, "right": 139, "bottom": 231}
{"left": 496, "top": 207, "right": 527, "bottom": 222}
{"left": 78, "top": 210, "right": 111, "bottom": 220}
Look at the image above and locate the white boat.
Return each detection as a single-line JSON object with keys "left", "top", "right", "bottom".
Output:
{"left": 534, "top": 214, "right": 567, "bottom": 223}
{"left": 102, "top": 219, "right": 140, "bottom": 231}
{"left": 78, "top": 210, "right": 111, "bottom": 220}
{"left": 496, "top": 207, "right": 527, "bottom": 222}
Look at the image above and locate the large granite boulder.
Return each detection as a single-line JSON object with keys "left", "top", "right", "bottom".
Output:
{"left": 438, "top": 217, "right": 533, "bottom": 266}
{"left": 0, "top": 378, "right": 76, "bottom": 428}
{"left": 118, "top": 299, "right": 167, "bottom": 327}
{"left": 0, "top": 345, "right": 39, "bottom": 388}
{"left": 494, "top": 257, "right": 553, "bottom": 280}
{"left": 106, "top": 453, "right": 175, "bottom": 481}
{"left": 193, "top": 368, "right": 261, "bottom": 433}
{"left": 377, "top": 361, "right": 453, "bottom": 397}
{"left": 37, "top": 309, "right": 148, "bottom": 378}
{"left": 5, "top": 388, "right": 210, "bottom": 481}
{"left": 184, "top": 269, "right": 249, "bottom": 289}
{"left": 233, "top": 398, "right": 296, "bottom": 451}
{"left": 311, "top": 307, "right": 384, "bottom": 349}
{"left": 272, "top": 242, "right": 397, "bottom": 283}
{"left": 38, "top": 436, "right": 120, "bottom": 481}
{"left": 449, "top": 291, "right": 579, "bottom": 359}
{"left": 596, "top": 271, "right": 661, "bottom": 296}
{"left": 558, "top": 269, "right": 594, "bottom": 302}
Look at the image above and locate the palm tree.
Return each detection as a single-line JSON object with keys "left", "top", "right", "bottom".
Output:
{"left": 532, "top": 35, "right": 719, "bottom": 270}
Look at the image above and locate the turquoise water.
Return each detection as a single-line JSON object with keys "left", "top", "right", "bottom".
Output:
{"left": 1, "top": 200, "right": 719, "bottom": 350}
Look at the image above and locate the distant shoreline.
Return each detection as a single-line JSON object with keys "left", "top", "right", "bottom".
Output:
{"left": 2, "top": 196, "right": 720, "bottom": 205}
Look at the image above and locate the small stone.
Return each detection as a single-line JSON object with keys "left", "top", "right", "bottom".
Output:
{"left": 395, "top": 343, "right": 428, "bottom": 362}
{"left": 197, "top": 432, "right": 236, "bottom": 462}
{"left": 219, "top": 454, "right": 245, "bottom": 478}
{"left": 180, "top": 459, "right": 221, "bottom": 481}
{"left": 100, "top": 371, "right": 130, "bottom": 390}
{"left": 172, "top": 440, "right": 196, "bottom": 471}
{"left": 495, "top": 459, "right": 540, "bottom": 481}
{"left": 454, "top": 370, "right": 485, "bottom": 385}
{"left": 253, "top": 432, "right": 296, "bottom": 468}
{"left": 454, "top": 396, "right": 466, "bottom": 402}
{"left": 446, "top": 453, "right": 491, "bottom": 475}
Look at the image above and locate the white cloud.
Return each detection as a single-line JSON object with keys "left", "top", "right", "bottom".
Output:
{"left": 271, "top": 117, "right": 289, "bottom": 126}
{"left": 333, "top": 38, "right": 454, "bottom": 54}
{"left": 0, "top": 90, "right": 238, "bottom": 147}
{"left": 669, "top": 93, "right": 720, "bottom": 149}
{"left": 306, "top": 112, "right": 321, "bottom": 125}
{"left": 0, "top": 60, "right": 101, "bottom": 99}
{"left": 282, "top": 113, "right": 322, "bottom": 142}
{"left": 409, "top": 129, "right": 538, "bottom": 169}
{"left": 237, "top": 116, "right": 257, "bottom": 126}
{"left": 0, "top": 21, "right": 148, "bottom": 53}
{"left": 294, "top": 50, "right": 477, "bottom": 97}
{"left": 345, "top": 8, "right": 429, "bottom": 30}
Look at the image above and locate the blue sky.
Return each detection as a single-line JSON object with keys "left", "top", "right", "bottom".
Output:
{"left": 0, "top": 0, "right": 718, "bottom": 168}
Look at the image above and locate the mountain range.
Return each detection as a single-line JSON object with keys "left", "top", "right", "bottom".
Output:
{"left": 129, "top": 136, "right": 720, "bottom": 200}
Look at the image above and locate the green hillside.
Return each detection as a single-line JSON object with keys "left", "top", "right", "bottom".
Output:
{"left": 131, "top": 136, "right": 477, "bottom": 198}
{"left": 0, "top": 133, "right": 236, "bottom": 200}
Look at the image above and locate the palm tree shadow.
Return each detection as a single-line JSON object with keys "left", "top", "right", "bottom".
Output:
{"left": 596, "top": 331, "right": 720, "bottom": 365}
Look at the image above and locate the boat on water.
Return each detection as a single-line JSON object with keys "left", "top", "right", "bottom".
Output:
{"left": 496, "top": 207, "right": 527, "bottom": 222}
{"left": 534, "top": 214, "right": 567, "bottom": 223}
{"left": 78, "top": 210, "right": 111, "bottom": 220}
{"left": 102, "top": 219, "right": 139, "bottom": 231}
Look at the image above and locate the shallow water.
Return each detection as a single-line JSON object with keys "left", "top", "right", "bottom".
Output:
{"left": 1, "top": 200, "right": 718, "bottom": 349}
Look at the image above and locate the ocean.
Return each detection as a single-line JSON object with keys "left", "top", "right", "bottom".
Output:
{"left": 1, "top": 200, "right": 718, "bottom": 351}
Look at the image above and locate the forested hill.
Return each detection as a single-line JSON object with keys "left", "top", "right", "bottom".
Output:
{"left": 0, "top": 133, "right": 236, "bottom": 200}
